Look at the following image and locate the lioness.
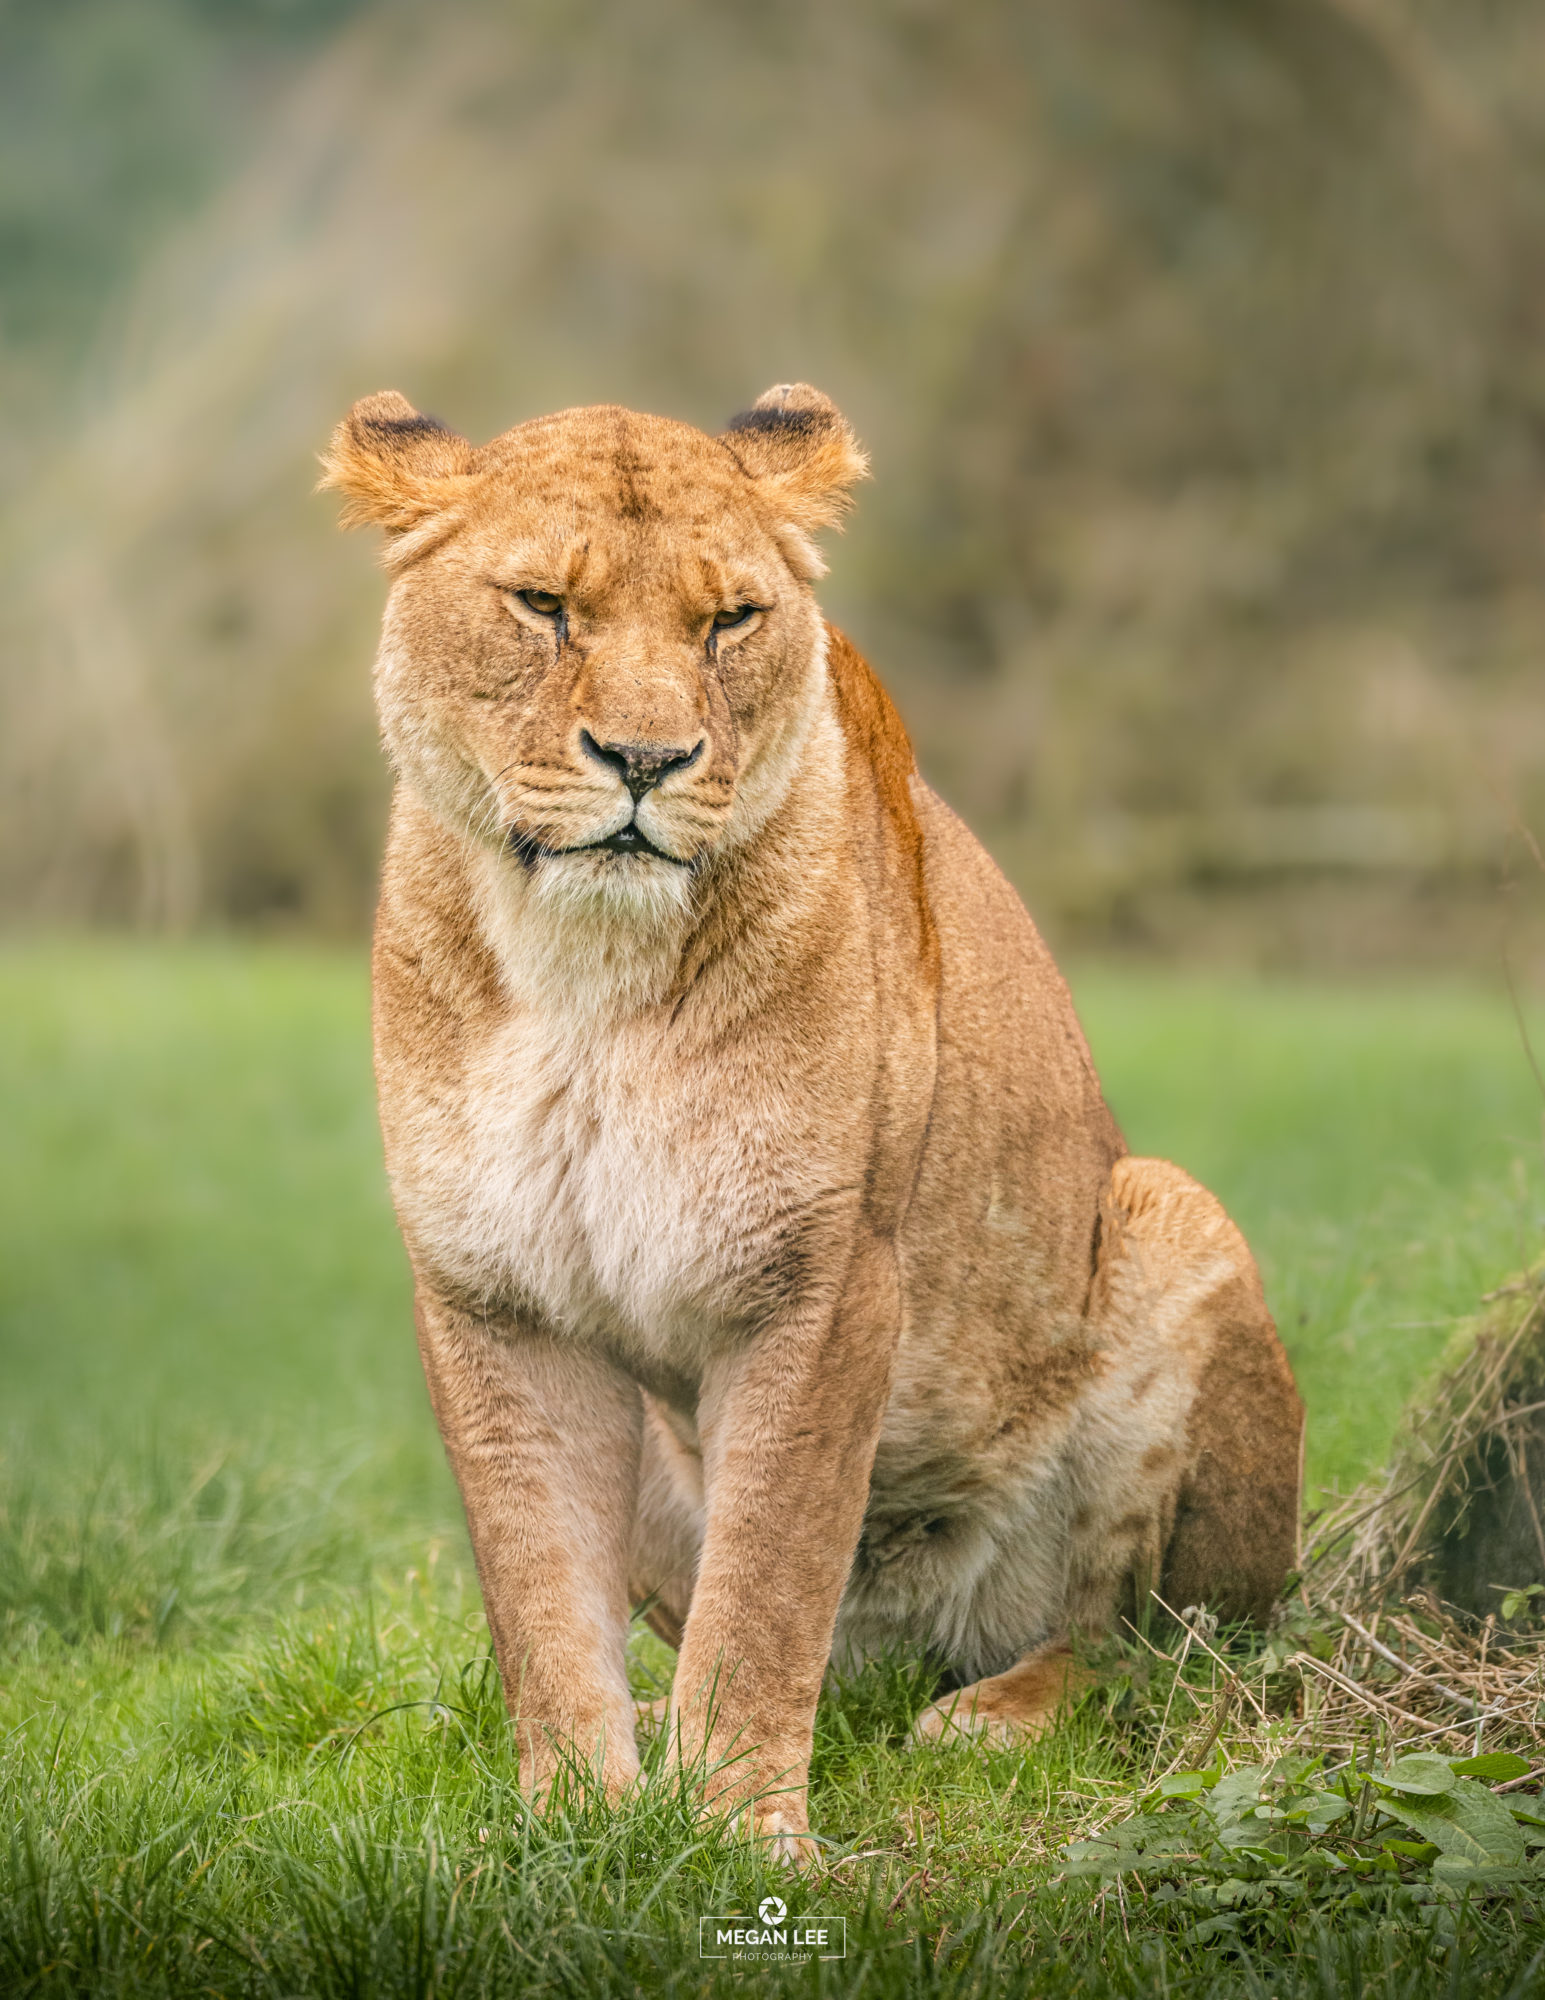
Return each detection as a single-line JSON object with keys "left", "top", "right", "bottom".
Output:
{"left": 322, "top": 383, "right": 1302, "bottom": 1860}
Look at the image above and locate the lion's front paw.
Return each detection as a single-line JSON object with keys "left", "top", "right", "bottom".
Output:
{"left": 749, "top": 1806, "right": 820, "bottom": 1870}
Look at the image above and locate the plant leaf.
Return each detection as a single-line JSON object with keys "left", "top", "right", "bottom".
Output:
{"left": 1298, "top": 1793, "right": 1351, "bottom": 1831}
{"left": 1207, "top": 1768, "right": 1267, "bottom": 1820}
{"left": 1186, "top": 1914, "right": 1243, "bottom": 1942}
{"left": 1430, "top": 1857, "right": 1541, "bottom": 1889}
{"left": 1374, "top": 1754, "right": 1457, "bottom": 1796}
{"left": 1447, "top": 1752, "right": 1531, "bottom": 1783}
{"left": 1443, "top": 1777, "right": 1530, "bottom": 1863}
{"left": 1156, "top": 1770, "right": 1212, "bottom": 1799}
{"left": 1377, "top": 1780, "right": 1525, "bottom": 1866}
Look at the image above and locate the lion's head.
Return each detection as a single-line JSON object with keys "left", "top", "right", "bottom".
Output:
{"left": 322, "top": 385, "right": 867, "bottom": 930}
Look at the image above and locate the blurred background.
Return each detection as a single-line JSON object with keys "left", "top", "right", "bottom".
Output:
{"left": 6, "top": 0, "right": 1545, "bottom": 972}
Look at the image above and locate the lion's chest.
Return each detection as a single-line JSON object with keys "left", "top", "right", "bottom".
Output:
{"left": 399, "top": 1009, "right": 826, "bottom": 1370}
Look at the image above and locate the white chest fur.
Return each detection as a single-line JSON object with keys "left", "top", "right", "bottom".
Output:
{"left": 396, "top": 999, "right": 837, "bottom": 1376}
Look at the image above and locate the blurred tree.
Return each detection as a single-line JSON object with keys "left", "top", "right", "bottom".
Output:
{"left": 0, "top": 0, "right": 360, "bottom": 384}
{"left": 2, "top": 0, "right": 1542, "bottom": 966}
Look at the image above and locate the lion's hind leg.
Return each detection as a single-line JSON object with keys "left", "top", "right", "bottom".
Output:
{"left": 911, "top": 1641, "right": 1092, "bottom": 1745}
{"left": 913, "top": 1157, "right": 1302, "bottom": 1749}
{"left": 628, "top": 1396, "right": 703, "bottom": 1741}
{"left": 628, "top": 1394, "right": 704, "bottom": 1648}
{"left": 1080, "top": 1155, "right": 1304, "bottom": 1632}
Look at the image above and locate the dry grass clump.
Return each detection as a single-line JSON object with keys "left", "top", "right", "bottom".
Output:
{"left": 1065, "top": 1276, "right": 1545, "bottom": 1837}
{"left": 1262, "top": 1591, "right": 1542, "bottom": 1770}
{"left": 1279, "top": 1268, "right": 1545, "bottom": 1763}
{"left": 1306, "top": 1270, "right": 1545, "bottom": 1611}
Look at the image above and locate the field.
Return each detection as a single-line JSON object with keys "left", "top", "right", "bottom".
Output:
{"left": 3, "top": 942, "right": 1545, "bottom": 1997}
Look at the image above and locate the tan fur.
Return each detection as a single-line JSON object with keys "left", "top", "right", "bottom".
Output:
{"left": 327, "top": 383, "right": 1303, "bottom": 1861}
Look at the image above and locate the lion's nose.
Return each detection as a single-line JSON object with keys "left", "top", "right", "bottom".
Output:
{"left": 580, "top": 731, "right": 705, "bottom": 801}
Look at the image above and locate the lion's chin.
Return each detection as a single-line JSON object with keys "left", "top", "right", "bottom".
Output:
{"left": 528, "top": 843, "right": 698, "bottom": 926}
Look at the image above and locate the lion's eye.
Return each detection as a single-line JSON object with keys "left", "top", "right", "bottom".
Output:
{"left": 713, "top": 604, "right": 761, "bottom": 631}
{"left": 517, "top": 589, "right": 564, "bottom": 617}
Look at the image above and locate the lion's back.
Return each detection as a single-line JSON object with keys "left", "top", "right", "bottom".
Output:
{"left": 893, "top": 779, "right": 1123, "bottom": 1392}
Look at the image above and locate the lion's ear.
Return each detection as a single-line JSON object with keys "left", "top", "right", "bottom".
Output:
{"left": 723, "top": 385, "right": 868, "bottom": 568}
{"left": 318, "top": 392, "right": 477, "bottom": 562}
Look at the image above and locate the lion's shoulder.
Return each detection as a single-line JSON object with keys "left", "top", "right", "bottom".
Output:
{"left": 824, "top": 624, "right": 937, "bottom": 969}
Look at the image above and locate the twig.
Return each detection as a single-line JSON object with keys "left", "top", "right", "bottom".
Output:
{"left": 1489, "top": 1399, "right": 1545, "bottom": 1428}
{"left": 1149, "top": 1594, "right": 1271, "bottom": 1724}
{"left": 1341, "top": 1610, "right": 1490, "bottom": 1717}
{"left": 885, "top": 1870, "right": 925, "bottom": 1914}
{"left": 1143, "top": 1627, "right": 1196, "bottom": 1791}
{"left": 1290, "top": 1652, "right": 1470, "bottom": 1741}
{"left": 1388, "top": 1612, "right": 1467, "bottom": 1670}
{"left": 1180, "top": 1689, "right": 1233, "bottom": 1776}
{"left": 1389, "top": 1712, "right": 1507, "bottom": 1752}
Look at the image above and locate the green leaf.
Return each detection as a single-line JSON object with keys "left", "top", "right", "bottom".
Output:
{"left": 1447, "top": 1752, "right": 1531, "bottom": 1783}
{"left": 1430, "top": 1857, "right": 1541, "bottom": 1889}
{"left": 1377, "top": 1779, "right": 1526, "bottom": 1867}
{"left": 1207, "top": 1768, "right": 1267, "bottom": 1821}
{"left": 1063, "top": 1818, "right": 1211, "bottom": 1879}
{"left": 1289, "top": 1792, "right": 1350, "bottom": 1831}
{"left": 1156, "top": 1770, "right": 1212, "bottom": 1799}
{"left": 1445, "top": 1777, "right": 1530, "bottom": 1863}
{"left": 1225, "top": 1839, "right": 1291, "bottom": 1865}
{"left": 1374, "top": 1755, "right": 1457, "bottom": 1797}
{"left": 1062, "top": 1840, "right": 1122, "bottom": 1878}
{"left": 1186, "top": 1914, "right": 1243, "bottom": 1942}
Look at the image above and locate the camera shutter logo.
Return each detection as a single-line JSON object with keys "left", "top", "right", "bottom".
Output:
{"left": 699, "top": 1894, "right": 846, "bottom": 1961}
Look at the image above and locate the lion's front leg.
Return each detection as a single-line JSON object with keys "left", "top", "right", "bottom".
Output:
{"left": 414, "top": 1284, "right": 643, "bottom": 1803}
{"left": 669, "top": 1232, "right": 897, "bottom": 1863}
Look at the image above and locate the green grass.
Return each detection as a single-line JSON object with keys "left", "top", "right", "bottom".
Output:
{"left": 3, "top": 940, "right": 1544, "bottom": 1997}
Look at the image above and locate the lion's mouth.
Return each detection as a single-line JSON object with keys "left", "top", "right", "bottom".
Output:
{"left": 584, "top": 825, "right": 683, "bottom": 862}
{"left": 507, "top": 822, "right": 687, "bottom": 867}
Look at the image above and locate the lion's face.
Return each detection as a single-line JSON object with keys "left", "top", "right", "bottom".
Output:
{"left": 324, "top": 389, "right": 866, "bottom": 915}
